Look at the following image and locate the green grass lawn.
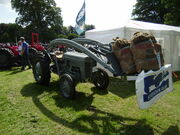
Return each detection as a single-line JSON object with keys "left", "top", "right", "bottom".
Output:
{"left": 0, "top": 67, "right": 179, "bottom": 135}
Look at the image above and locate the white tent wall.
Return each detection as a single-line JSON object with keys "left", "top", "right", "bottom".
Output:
{"left": 171, "top": 31, "right": 180, "bottom": 71}
{"left": 85, "top": 27, "right": 125, "bottom": 44}
{"left": 85, "top": 21, "right": 180, "bottom": 71}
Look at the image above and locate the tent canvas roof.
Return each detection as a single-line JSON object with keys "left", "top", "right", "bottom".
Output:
{"left": 87, "top": 20, "right": 180, "bottom": 33}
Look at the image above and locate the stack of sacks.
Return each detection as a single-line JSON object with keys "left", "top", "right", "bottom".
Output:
{"left": 148, "top": 34, "right": 164, "bottom": 67}
{"left": 112, "top": 37, "right": 136, "bottom": 74}
{"left": 130, "top": 32, "right": 159, "bottom": 73}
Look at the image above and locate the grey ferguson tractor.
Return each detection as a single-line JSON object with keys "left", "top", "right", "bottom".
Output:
{"left": 32, "top": 38, "right": 120, "bottom": 98}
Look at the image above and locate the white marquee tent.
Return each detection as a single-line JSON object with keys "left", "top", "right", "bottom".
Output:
{"left": 85, "top": 20, "right": 180, "bottom": 71}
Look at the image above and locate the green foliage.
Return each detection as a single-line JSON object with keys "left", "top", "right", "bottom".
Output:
{"left": 57, "top": 34, "right": 68, "bottom": 39}
{"left": 61, "top": 26, "right": 69, "bottom": 36}
{"left": 0, "top": 23, "right": 78, "bottom": 43}
{"left": 0, "top": 23, "right": 23, "bottom": 43}
{"left": 132, "top": 0, "right": 166, "bottom": 24}
{"left": 162, "top": 0, "right": 180, "bottom": 26}
{"left": 67, "top": 25, "right": 77, "bottom": 34}
{"left": 132, "top": 0, "right": 180, "bottom": 26}
{"left": 11, "top": 0, "right": 63, "bottom": 41}
{"left": 7, "top": 23, "right": 22, "bottom": 42}
{"left": 1, "top": 32, "right": 10, "bottom": 43}
{"left": 84, "top": 24, "right": 95, "bottom": 31}
{"left": 67, "top": 33, "right": 79, "bottom": 40}
{"left": 11, "top": 0, "right": 62, "bottom": 27}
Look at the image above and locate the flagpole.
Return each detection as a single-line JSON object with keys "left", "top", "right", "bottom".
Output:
{"left": 84, "top": 0, "right": 86, "bottom": 25}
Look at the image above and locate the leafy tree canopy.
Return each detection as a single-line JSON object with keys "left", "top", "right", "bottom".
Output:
{"left": 0, "top": 23, "right": 22, "bottom": 42}
{"left": 11, "top": 0, "right": 62, "bottom": 27}
{"left": 162, "top": 0, "right": 180, "bottom": 26}
{"left": 132, "top": 0, "right": 180, "bottom": 26}
{"left": 11, "top": 0, "right": 63, "bottom": 40}
{"left": 132, "top": 0, "right": 166, "bottom": 24}
{"left": 84, "top": 24, "right": 95, "bottom": 31}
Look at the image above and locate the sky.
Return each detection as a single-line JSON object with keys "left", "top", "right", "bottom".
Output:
{"left": 0, "top": 0, "right": 136, "bottom": 29}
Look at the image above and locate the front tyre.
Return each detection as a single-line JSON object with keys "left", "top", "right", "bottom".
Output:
{"left": 32, "top": 54, "right": 51, "bottom": 85}
{"left": 91, "top": 68, "right": 109, "bottom": 90}
{"left": 59, "top": 74, "right": 75, "bottom": 99}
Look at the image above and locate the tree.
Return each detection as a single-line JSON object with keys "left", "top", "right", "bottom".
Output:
{"left": 132, "top": 0, "right": 180, "bottom": 26}
{"left": 11, "top": 0, "right": 63, "bottom": 41}
{"left": 132, "top": 0, "right": 167, "bottom": 24}
{"left": 0, "top": 23, "right": 23, "bottom": 43}
{"left": 0, "top": 23, "right": 7, "bottom": 36}
{"left": 67, "top": 33, "right": 79, "bottom": 40}
{"left": 1, "top": 32, "right": 10, "bottom": 43}
{"left": 84, "top": 24, "right": 95, "bottom": 31}
{"left": 61, "top": 26, "right": 69, "bottom": 36}
{"left": 162, "top": 0, "right": 180, "bottom": 26}
{"left": 7, "top": 23, "right": 23, "bottom": 42}
{"left": 67, "top": 26, "right": 77, "bottom": 34}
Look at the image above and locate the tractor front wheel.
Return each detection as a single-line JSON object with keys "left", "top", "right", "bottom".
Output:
{"left": 59, "top": 74, "right": 76, "bottom": 99}
{"left": 32, "top": 53, "right": 51, "bottom": 85}
{"left": 91, "top": 68, "right": 109, "bottom": 90}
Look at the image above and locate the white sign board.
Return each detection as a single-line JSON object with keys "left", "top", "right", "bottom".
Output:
{"left": 136, "top": 64, "right": 173, "bottom": 109}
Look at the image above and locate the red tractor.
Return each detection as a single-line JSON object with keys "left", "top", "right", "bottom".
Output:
{"left": 29, "top": 33, "right": 45, "bottom": 64}
{"left": 0, "top": 33, "right": 45, "bottom": 69}
{"left": 0, "top": 43, "right": 20, "bottom": 68}
{"left": 29, "top": 33, "right": 44, "bottom": 51}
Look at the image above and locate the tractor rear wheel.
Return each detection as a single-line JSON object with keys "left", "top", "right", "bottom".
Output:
{"left": 59, "top": 74, "right": 76, "bottom": 99}
{"left": 0, "top": 48, "right": 14, "bottom": 68}
{"left": 91, "top": 68, "right": 109, "bottom": 90}
{"left": 32, "top": 53, "right": 51, "bottom": 85}
{"left": 29, "top": 47, "right": 38, "bottom": 65}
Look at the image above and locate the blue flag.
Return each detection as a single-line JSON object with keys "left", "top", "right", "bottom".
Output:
{"left": 75, "top": 1, "right": 85, "bottom": 35}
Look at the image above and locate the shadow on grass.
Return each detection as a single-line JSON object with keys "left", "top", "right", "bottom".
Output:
{"left": 21, "top": 81, "right": 59, "bottom": 97}
{"left": 21, "top": 81, "right": 94, "bottom": 111}
{"left": 21, "top": 81, "right": 154, "bottom": 135}
{"left": 162, "top": 125, "right": 179, "bottom": 135}
{"left": 0, "top": 66, "right": 12, "bottom": 71}
{"left": 8, "top": 69, "right": 22, "bottom": 75}
{"left": 0, "top": 67, "right": 15, "bottom": 72}
{"left": 53, "top": 93, "right": 94, "bottom": 111}
{"left": 33, "top": 96, "right": 154, "bottom": 135}
{"left": 0, "top": 66, "right": 22, "bottom": 75}
{"left": 54, "top": 86, "right": 109, "bottom": 111}
{"left": 91, "top": 87, "right": 109, "bottom": 95}
{"left": 108, "top": 77, "right": 136, "bottom": 98}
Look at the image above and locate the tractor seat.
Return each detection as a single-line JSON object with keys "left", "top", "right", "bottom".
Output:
{"left": 55, "top": 51, "right": 63, "bottom": 59}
